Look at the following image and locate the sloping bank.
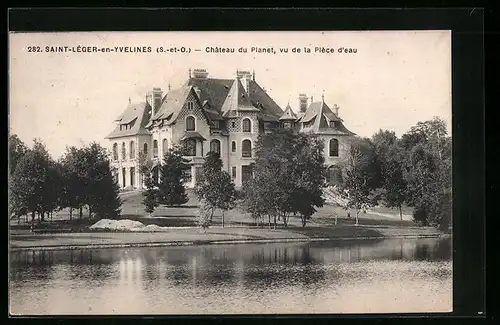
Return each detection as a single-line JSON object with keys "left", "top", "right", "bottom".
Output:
{"left": 9, "top": 219, "right": 446, "bottom": 251}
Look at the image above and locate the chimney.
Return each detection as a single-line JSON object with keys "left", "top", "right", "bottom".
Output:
{"left": 236, "top": 70, "right": 251, "bottom": 94}
{"left": 192, "top": 69, "right": 209, "bottom": 79}
{"left": 146, "top": 92, "right": 153, "bottom": 108}
{"left": 299, "top": 93, "right": 309, "bottom": 113}
{"left": 152, "top": 87, "right": 163, "bottom": 115}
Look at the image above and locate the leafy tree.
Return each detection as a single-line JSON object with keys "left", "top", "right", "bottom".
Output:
{"left": 138, "top": 150, "right": 153, "bottom": 187}
{"left": 194, "top": 151, "right": 237, "bottom": 227}
{"left": 243, "top": 129, "right": 325, "bottom": 228}
{"left": 10, "top": 139, "right": 52, "bottom": 228}
{"left": 60, "top": 146, "right": 87, "bottom": 220}
{"left": 84, "top": 142, "right": 122, "bottom": 220}
{"left": 381, "top": 143, "right": 408, "bottom": 220}
{"left": 339, "top": 137, "right": 380, "bottom": 225}
{"left": 9, "top": 134, "right": 29, "bottom": 176}
{"left": 372, "top": 130, "right": 408, "bottom": 220}
{"left": 142, "top": 169, "right": 159, "bottom": 215}
{"left": 400, "top": 117, "right": 451, "bottom": 229}
{"left": 158, "top": 146, "right": 190, "bottom": 206}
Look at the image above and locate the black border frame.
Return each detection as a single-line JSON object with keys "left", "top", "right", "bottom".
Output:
{"left": 6, "top": 7, "right": 486, "bottom": 321}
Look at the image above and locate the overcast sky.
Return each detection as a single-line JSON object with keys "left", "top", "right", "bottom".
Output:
{"left": 9, "top": 31, "right": 451, "bottom": 159}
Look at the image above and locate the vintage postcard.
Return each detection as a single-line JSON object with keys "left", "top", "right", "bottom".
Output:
{"left": 9, "top": 31, "right": 452, "bottom": 315}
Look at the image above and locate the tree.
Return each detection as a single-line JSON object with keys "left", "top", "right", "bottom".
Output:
{"left": 84, "top": 142, "right": 122, "bottom": 220}
{"left": 339, "top": 137, "right": 380, "bottom": 225}
{"left": 138, "top": 150, "right": 153, "bottom": 188}
{"left": 194, "top": 151, "right": 237, "bottom": 227}
{"left": 9, "top": 134, "right": 28, "bottom": 176}
{"left": 372, "top": 130, "right": 408, "bottom": 220}
{"left": 400, "top": 117, "right": 451, "bottom": 229}
{"left": 381, "top": 143, "right": 408, "bottom": 220}
{"left": 242, "top": 129, "right": 325, "bottom": 228}
{"left": 60, "top": 146, "right": 87, "bottom": 220}
{"left": 158, "top": 146, "right": 190, "bottom": 206}
{"left": 142, "top": 169, "right": 159, "bottom": 215}
{"left": 10, "top": 139, "right": 52, "bottom": 228}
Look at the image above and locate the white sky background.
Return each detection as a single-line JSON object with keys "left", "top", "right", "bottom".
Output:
{"left": 9, "top": 31, "right": 451, "bottom": 159}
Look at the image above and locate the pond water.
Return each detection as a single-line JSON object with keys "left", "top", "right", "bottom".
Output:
{"left": 9, "top": 237, "right": 452, "bottom": 315}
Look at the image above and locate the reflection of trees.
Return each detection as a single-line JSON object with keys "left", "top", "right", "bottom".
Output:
{"left": 9, "top": 250, "right": 55, "bottom": 282}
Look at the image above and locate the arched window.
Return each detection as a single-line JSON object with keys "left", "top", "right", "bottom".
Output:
{"left": 143, "top": 143, "right": 148, "bottom": 155}
{"left": 231, "top": 141, "right": 236, "bottom": 153}
{"left": 129, "top": 141, "right": 135, "bottom": 159}
{"left": 162, "top": 139, "right": 168, "bottom": 156}
{"left": 112, "top": 143, "right": 118, "bottom": 160}
{"left": 329, "top": 139, "right": 339, "bottom": 157}
{"left": 121, "top": 142, "right": 126, "bottom": 160}
{"left": 186, "top": 116, "right": 195, "bottom": 131}
{"left": 242, "top": 139, "right": 252, "bottom": 158}
{"left": 210, "top": 139, "right": 221, "bottom": 154}
{"left": 242, "top": 118, "right": 251, "bottom": 132}
{"left": 184, "top": 139, "right": 196, "bottom": 156}
{"left": 153, "top": 140, "right": 158, "bottom": 158}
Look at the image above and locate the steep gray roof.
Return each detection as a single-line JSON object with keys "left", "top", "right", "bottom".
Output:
{"left": 106, "top": 102, "right": 152, "bottom": 139}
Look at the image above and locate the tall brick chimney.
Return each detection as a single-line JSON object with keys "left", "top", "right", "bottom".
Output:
{"left": 152, "top": 87, "right": 163, "bottom": 115}
{"left": 192, "top": 69, "right": 209, "bottom": 79}
{"left": 236, "top": 70, "right": 252, "bottom": 94}
{"left": 299, "top": 93, "right": 309, "bottom": 113}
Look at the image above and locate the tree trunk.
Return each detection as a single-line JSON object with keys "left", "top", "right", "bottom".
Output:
{"left": 70, "top": 208, "right": 73, "bottom": 221}
{"left": 302, "top": 215, "right": 306, "bottom": 227}
{"left": 355, "top": 210, "right": 360, "bottom": 225}
{"left": 222, "top": 210, "right": 225, "bottom": 228}
{"left": 273, "top": 215, "right": 277, "bottom": 230}
{"left": 50, "top": 212, "right": 52, "bottom": 222}
{"left": 31, "top": 211, "right": 35, "bottom": 232}
{"left": 268, "top": 215, "right": 271, "bottom": 229}
{"left": 209, "top": 208, "right": 214, "bottom": 223}
{"left": 40, "top": 212, "right": 45, "bottom": 222}
{"left": 283, "top": 213, "right": 288, "bottom": 227}
{"left": 79, "top": 207, "right": 83, "bottom": 219}
{"left": 399, "top": 206, "right": 403, "bottom": 221}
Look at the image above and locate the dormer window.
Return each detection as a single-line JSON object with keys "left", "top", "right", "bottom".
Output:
{"left": 330, "top": 121, "right": 337, "bottom": 128}
{"left": 187, "top": 101, "right": 194, "bottom": 110}
{"left": 212, "top": 121, "right": 220, "bottom": 129}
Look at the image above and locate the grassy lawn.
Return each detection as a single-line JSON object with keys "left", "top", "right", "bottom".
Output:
{"left": 10, "top": 189, "right": 417, "bottom": 232}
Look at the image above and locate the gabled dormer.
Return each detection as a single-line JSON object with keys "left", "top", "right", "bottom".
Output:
{"left": 279, "top": 103, "right": 298, "bottom": 129}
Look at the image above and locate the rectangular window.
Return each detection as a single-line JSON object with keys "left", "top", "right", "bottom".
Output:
{"left": 241, "top": 165, "right": 253, "bottom": 184}
{"left": 122, "top": 167, "right": 126, "bottom": 188}
{"left": 232, "top": 166, "right": 236, "bottom": 179}
{"left": 213, "top": 121, "right": 220, "bottom": 128}
{"left": 130, "top": 167, "right": 135, "bottom": 187}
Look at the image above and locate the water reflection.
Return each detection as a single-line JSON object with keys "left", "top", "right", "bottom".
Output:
{"left": 9, "top": 237, "right": 452, "bottom": 315}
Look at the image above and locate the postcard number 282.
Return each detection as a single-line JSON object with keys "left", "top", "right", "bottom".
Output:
{"left": 27, "top": 46, "right": 43, "bottom": 53}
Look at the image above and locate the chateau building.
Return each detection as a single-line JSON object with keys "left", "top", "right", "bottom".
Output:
{"left": 105, "top": 69, "right": 355, "bottom": 189}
